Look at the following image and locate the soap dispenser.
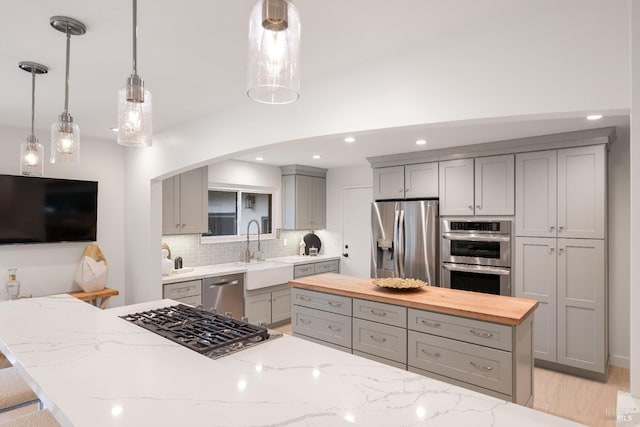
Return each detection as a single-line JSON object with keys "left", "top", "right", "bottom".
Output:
{"left": 5, "top": 268, "right": 20, "bottom": 300}
{"left": 299, "top": 239, "right": 306, "bottom": 256}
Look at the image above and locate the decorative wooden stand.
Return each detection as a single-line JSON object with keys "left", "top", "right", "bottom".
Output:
{"left": 68, "top": 288, "right": 119, "bottom": 309}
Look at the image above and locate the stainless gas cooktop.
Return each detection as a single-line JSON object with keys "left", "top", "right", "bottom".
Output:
{"left": 120, "top": 304, "right": 280, "bottom": 359}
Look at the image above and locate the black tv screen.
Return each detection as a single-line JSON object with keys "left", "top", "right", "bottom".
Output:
{"left": 0, "top": 175, "right": 98, "bottom": 244}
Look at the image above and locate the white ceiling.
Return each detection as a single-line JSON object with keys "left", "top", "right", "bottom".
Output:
{"left": 1, "top": 1, "right": 628, "bottom": 170}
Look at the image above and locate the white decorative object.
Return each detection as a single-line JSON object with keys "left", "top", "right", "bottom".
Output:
{"left": 74, "top": 244, "right": 108, "bottom": 293}
{"left": 161, "top": 249, "right": 173, "bottom": 276}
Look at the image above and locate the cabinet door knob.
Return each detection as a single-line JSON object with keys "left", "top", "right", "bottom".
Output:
{"left": 398, "top": 189, "right": 404, "bottom": 193}
{"left": 476, "top": 205, "right": 481, "bottom": 209}
{"left": 558, "top": 248, "right": 564, "bottom": 254}
{"left": 549, "top": 225, "right": 555, "bottom": 231}
{"left": 549, "top": 247, "right": 555, "bottom": 254}
{"left": 468, "top": 205, "right": 473, "bottom": 210}
{"left": 558, "top": 225, "right": 564, "bottom": 232}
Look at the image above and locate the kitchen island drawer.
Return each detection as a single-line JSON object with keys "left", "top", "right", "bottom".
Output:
{"left": 408, "top": 308, "right": 512, "bottom": 351}
{"left": 314, "top": 260, "right": 339, "bottom": 274}
{"left": 163, "top": 280, "right": 202, "bottom": 300}
{"left": 352, "top": 318, "right": 406, "bottom": 363}
{"left": 292, "top": 288, "right": 352, "bottom": 316}
{"left": 408, "top": 330, "right": 512, "bottom": 395}
{"left": 292, "top": 305, "right": 351, "bottom": 348}
{"left": 353, "top": 298, "right": 406, "bottom": 328}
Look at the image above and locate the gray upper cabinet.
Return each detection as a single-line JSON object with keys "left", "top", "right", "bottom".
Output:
{"left": 439, "top": 155, "right": 514, "bottom": 216}
{"left": 281, "top": 165, "right": 327, "bottom": 230}
{"left": 162, "top": 166, "right": 208, "bottom": 235}
{"left": 516, "top": 145, "right": 605, "bottom": 239}
{"left": 373, "top": 163, "right": 438, "bottom": 200}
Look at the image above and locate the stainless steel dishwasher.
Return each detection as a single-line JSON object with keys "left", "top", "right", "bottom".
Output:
{"left": 202, "top": 273, "right": 245, "bottom": 318}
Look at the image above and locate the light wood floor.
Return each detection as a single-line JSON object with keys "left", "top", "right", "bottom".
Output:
{"left": 273, "top": 323, "right": 630, "bottom": 427}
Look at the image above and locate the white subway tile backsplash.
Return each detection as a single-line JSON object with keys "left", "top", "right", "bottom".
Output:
{"left": 161, "top": 231, "right": 307, "bottom": 267}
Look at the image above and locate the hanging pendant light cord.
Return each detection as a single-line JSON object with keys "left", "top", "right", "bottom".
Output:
{"left": 63, "top": 26, "right": 71, "bottom": 115}
{"left": 30, "top": 70, "right": 36, "bottom": 137}
{"left": 132, "top": 0, "right": 137, "bottom": 75}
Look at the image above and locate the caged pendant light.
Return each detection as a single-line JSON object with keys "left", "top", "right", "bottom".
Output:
{"left": 117, "top": 0, "right": 152, "bottom": 147}
{"left": 18, "top": 62, "right": 48, "bottom": 177}
{"left": 247, "top": 0, "right": 301, "bottom": 104}
{"left": 50, "top": 16, "right": 86, "bottom": 165}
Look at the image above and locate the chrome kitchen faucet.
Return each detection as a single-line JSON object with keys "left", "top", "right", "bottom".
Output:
{"left": 245, "top": 219, "right": 261, "bottom": 262}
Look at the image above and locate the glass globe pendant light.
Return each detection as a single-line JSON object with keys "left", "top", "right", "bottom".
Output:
{"left": 247, "top": 0, "right": 301, "bottom": 104}
{"left": 117, "top": 0, "right": 152, "bottom": 147}
{"left": 18, "top": 62, "right": 48, "bottom": 177}
{"left": 50, "top": 16, "right": 86, "bottom": 165}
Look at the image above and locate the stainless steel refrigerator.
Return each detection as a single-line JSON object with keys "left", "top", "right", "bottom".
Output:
{"left": 371, "top": 200, "right": 439, "bottom": 285}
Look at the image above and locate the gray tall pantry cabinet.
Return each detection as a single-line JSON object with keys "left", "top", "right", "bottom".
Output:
{"left": 514, "top": 144, "right": 608, "bottom": 379}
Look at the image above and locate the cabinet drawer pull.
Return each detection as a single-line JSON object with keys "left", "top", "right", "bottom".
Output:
{"left": 470, "top": 361, "right": 493, "bottom": 371}
{"left": 421, "top": 349, "right": 441, "bottom": 358}
{"left": 327, "top": 325, "right": 342, "bottom": 333}
{"left": 370, "top": 335, "right": 387, "bottom": 344}
{"left": 176, "top": 287, "right": 191, "bottom": 293}
{"left": 370, "top": 309, "right": 387, "bottom": 317}
{"left": 328, "top": 301, "right": 343, "bottom": 308}
{"left": 420, "top": 319, "right": 441, "bottom": 328}
{"left": 299, "top": 296, "right": 312, "bottom": 302}
{"left": 469, "top": 329, "right": 494, "bottom": 339}
{"left": 299, "top": 318, "right": 312, "bottom": 325}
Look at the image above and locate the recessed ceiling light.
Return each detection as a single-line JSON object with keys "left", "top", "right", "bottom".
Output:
{"left": 344, "top": 137, "right": 355, "bottom": 143}
{"left": 416, "top": 139, "right": 427, "bottom": 145}
{"left": 586, "top": 114, "right": 603, "bottom": 121}
{"left": 110, "top": 127, "right": 119, "bottom": 132}
{"left": 255, "top": 157, "right": 263, "bottom": 161}
{"left": 312, "top": 155, "right": 321, "bottom": 159}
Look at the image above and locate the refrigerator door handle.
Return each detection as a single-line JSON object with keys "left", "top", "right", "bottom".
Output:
{"left": 398, "top": 208, "right": 405, "bottom": 278}
{"left": 392, "top": 208, "right": 400, "bottom": 276}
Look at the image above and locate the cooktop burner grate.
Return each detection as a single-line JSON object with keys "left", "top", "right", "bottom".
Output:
{"left": 120, "top": 304, "right": 272, "bottom": 358}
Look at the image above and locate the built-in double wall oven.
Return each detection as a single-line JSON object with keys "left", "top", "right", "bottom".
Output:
{"left": 441, "top": 219, "right": 512, "bottom": 296}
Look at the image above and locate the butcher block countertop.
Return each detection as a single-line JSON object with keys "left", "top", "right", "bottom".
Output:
{"left": 289, "top": 273, "right": 538, "bottom": 326}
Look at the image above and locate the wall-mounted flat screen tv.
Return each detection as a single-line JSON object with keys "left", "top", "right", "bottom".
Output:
{"left": 0, "top": 174, "right": 98, "bottom": 244}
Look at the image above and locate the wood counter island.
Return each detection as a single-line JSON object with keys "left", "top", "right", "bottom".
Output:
{"left": 289, "top": 273, "right": 539, "bottom": 406}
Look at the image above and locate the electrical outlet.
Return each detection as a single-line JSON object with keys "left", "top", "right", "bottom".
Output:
{"left": 283, "top": 238, "right": 288, "bottom": 246}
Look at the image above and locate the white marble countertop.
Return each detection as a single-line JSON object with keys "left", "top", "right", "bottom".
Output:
{"left": 161, "top": 255, "right": 341, "bottom": 285}
{"left": 0, "top": 295, "right": 582, "bottom": 427}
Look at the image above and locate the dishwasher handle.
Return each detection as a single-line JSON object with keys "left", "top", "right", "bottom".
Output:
{"left": 208, "top": 280, "right": 239, "bottom": 288}
{"left": 203, "top": 273, "right": 245, "bottom": 287}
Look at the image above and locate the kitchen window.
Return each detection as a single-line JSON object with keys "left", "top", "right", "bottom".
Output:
{"left": 201, "top": 187, "right": 274, "bottom": 243}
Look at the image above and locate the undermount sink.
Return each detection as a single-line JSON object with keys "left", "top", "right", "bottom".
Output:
{"left": 243, "top": 262, "right": 293, "bottom": 290}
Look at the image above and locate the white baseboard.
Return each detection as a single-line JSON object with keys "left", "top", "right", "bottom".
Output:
{"left": 611, "top": 354, "right": 631, "bottom": 369}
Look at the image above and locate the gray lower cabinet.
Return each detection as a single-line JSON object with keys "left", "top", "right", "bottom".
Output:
{"left": 293, "top": 259, "right": 340, "bottom": 279}
{"left": 515, "top": 236, "right": 607, "bottom": 377}
{"left": 245, "top": 284, "right": 291, "bottom": 326}
{"left": 407, "top": 308, "right": 533, "bottom": 406}
{"left": 352, "top": 318, "right": 406, "bottom": 363}
{"left": 408, "top": 330, "right": 512, "bottom": 395}
{"left": 163, "top": 279, "right": 202, "bottom": 306}
{"left": 292, "top": 305, "right": 352, "bottom": 348}
{"left": 290, "top": 286, "right": 534, "bottom": 406}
